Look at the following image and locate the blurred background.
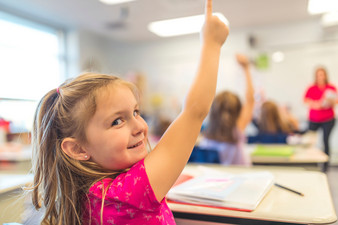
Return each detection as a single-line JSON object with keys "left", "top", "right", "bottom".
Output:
{"left": 0, "top": 0, "right": 337, "bottom": 163}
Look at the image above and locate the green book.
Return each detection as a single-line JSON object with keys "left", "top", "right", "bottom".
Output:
{"left": 252, "top": 145, "right": 294, "bottom": 157}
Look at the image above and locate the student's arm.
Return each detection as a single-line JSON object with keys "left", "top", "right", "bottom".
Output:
{"left": 236, "top": 54, "right": 255, "bottom": 132}
{"left": 144, "top": 0, "right": 229, "bottom": 202}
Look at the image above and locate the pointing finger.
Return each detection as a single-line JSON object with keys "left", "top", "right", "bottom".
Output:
{"left": 205, "top": 0, "right": 212, "bottom": 19}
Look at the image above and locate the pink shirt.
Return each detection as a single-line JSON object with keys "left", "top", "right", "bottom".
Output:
{"left": 304, "top": 84, "right": 337, "bottom": 122}
{"left": 82, "top": 159, "right": 176, "bottom": 225}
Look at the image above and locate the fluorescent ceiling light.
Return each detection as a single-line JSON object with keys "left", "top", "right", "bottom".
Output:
{"left": 307, "top": 0, "right": 338, "bottom": 15}
{"left": 148, "top": 13, "right": 229, "bottom": 37}
{"left": 99, "top": 0, "right": 136, "bottom": 5}
{"left": 321, "top": 12, "right": 338, "bottom": 27}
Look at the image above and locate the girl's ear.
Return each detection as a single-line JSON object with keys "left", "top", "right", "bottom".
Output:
{"left": 61, "top": 137, "right": 90, "bottom": 161}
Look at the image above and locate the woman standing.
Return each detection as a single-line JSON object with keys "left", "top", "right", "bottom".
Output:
{"left": 304, "top": 66, "right": 337, "bottom": 172}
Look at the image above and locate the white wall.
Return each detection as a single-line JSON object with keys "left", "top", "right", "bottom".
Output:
{"left": 72, "top": 19, "right": 338, "bottom": 157}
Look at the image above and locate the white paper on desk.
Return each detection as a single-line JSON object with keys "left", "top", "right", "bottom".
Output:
{"left": 196, "top": 165, "right": 233, "bottom": 177}
{"left": 168, "top": 171, "right": 274, "bottom": 211}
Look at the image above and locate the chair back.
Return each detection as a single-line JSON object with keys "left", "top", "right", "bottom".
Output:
{"left": 188, "top": 146, "right": 220, "bottom": 164}
{"left": 247, "top": 133, "right": 288, "bottom": 144}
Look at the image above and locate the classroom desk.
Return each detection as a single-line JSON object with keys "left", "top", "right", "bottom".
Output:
{"left": 0, "top": 173, "right": 33, "bottom": 194}
{"left": 168, "top": 164, "right": 337, "bottom": 225}
{"left": 247, "top": 145, "right": 328, "bottom": 170}
{"left": 0, "top": 160, "right": 33, "bottom": 224}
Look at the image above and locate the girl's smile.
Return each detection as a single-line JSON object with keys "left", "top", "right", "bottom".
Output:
{"left": 127, "top": 139, "right": 145, "bottom": 149}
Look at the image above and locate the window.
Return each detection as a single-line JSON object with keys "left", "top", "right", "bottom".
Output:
{"left": 0, "top": 11, "right": 65, "bottom": 132}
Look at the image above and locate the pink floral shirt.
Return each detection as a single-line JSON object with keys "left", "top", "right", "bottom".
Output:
{"left": 82, "top": 159, "right": 176, "bottom": 225}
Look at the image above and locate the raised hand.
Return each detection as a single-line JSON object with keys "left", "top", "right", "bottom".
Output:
{"left": 236, "top": 54, "right": 250, "bottom": 69}
{"left": 144, "top": 0, "right": 230, "bottom": 204}
{"left": 201, "top": 0, "right": 229, "bottom": 47}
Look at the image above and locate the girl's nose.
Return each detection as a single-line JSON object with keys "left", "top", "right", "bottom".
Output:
{"left": 131, "top": 117, "right": 147, "bottom": 136}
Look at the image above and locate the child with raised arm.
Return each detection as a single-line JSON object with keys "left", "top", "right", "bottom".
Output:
{"left": 249, "top": 100, "right": 295, "bottom": 144}
{"left": 198, "top": 54, "right": 254, "bottom": 165}
{"left": 30, "top": 0, "right": 229, "bottom": 224}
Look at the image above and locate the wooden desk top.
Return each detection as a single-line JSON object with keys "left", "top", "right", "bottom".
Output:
{"left": 0, "top": 173, "right": 33, "bottom": 194}
{"left": 0, "top": 158, "right": 33, "bottom": 195}
{"left": 168, "top": 164, "right": 337, "bottom": 224}
{"left": 248, "top": 145, "right": 329, "bottom": 164}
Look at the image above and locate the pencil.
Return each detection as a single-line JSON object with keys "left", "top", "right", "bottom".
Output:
{"left": 274, "top": 183, "right": 304, "bottom": 196}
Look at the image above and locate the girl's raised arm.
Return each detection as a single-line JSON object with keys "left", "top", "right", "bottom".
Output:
{"left": 236, "top": 54, "right": 255, "bottom": 132}
{"left": 144, "top": 0, "right": 229, "bottom": 202}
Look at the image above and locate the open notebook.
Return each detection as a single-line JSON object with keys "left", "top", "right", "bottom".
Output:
{"left": 167, "top": 171, "right": 274, "bottom": 212}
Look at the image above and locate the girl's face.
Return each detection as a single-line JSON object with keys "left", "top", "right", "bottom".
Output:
{"left": 83, "top": 84, "right": 148, "bottom": 171}
{"left": 316, "top": 69, "right": 327, "bottom": 86}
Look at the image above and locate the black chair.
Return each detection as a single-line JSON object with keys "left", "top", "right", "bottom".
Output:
{"left": 247, "top": 133, "right": 288, "bottom": 144}
{"left": 188, "top": 146, "right": 220, "bottom": 164}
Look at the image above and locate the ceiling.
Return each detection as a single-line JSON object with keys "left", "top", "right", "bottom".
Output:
{"left": 0, "top": 0, "right": 320, "bottom": 42}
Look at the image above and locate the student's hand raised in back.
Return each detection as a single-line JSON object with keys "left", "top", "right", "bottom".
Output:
{"left": 144, "top": 0, "right": 229, "bottom": 204}
{"left": 236, "top": 54, "right": 250, "bottom": 69}
{"left": 236, "top": 53, "right": 254, "bottom": 132}
{"left": 201, "top": 0, "right": 229, "bottom": 48}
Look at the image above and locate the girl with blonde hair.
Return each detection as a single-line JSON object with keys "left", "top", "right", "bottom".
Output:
{"left": 249, "top": 100, "right": 295, "bottom": 144}
{"left": 30, "top": 1, "right": 229, "bottom": 224}
{"left": 259, "top": 100, "right": 292, "bottom": 134}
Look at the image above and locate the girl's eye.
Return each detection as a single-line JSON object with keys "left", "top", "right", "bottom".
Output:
{"left": 133, "top": 110, "right": 140, "bottom": 117}
{"left": 112, "top": 118, "right": 122, "bottom": 126}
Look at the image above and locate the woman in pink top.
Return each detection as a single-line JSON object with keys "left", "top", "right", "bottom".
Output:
{"left": 29, "top": 1, "right": 229, "bottom": 224}
{"left": 304, "top": 66, "right": 337, "bottom": 172}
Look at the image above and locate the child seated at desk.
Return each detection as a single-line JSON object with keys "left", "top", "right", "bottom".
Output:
{"left": 197, "top": 54, "right": 254, "bottom": 166}
{"left": 248, "top": 100, "right": 299, "bottom": 144}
